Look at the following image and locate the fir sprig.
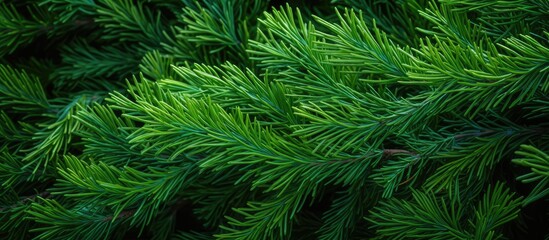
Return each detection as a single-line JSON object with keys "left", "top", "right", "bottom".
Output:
{"left": 0, "top": 0, "right": 547, "bottom": 239}
{"left": 513, "top": 145, "right": 549, "bottom": 205}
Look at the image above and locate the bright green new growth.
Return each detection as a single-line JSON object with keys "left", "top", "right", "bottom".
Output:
{"left": 1, "top": 0, "right": 548, "bottom": 239}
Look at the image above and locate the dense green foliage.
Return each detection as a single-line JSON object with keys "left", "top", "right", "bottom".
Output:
{"left": 1, "top": 0, "right": 548, "bottom": 239}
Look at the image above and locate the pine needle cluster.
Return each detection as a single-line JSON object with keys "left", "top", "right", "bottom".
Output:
{"left": 1, "top": 0, "right": 548, "bottom": 239}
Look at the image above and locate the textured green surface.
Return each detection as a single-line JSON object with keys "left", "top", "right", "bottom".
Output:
{"left": 1, "top": 0, "right": 548, "bottom": 239}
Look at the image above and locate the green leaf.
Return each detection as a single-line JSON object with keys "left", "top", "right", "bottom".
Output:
{"left": 513, "top": 144, "right": 549, "bottom": 205}
{"left": 368, "top": 189, "right": 470, "bottom": 240}
{"left": 0, "top": 64, "right": 49, "bottom": 112}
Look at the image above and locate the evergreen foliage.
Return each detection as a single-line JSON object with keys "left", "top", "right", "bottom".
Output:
{"left": 0, "top": 0, "right": 548, "bottom": 239}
